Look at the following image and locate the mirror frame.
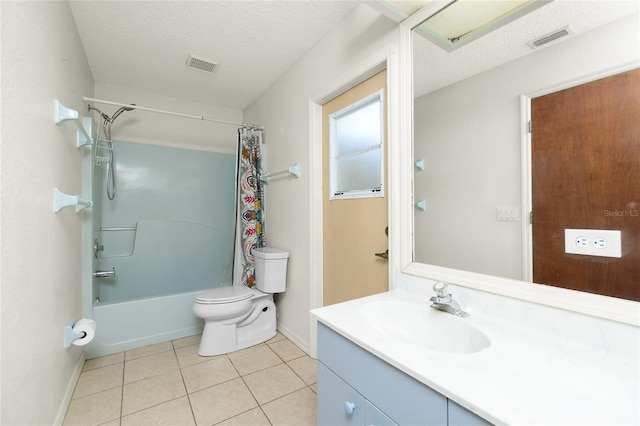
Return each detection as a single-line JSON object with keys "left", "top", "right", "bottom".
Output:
{"left": 393, "top": 0, "right": 639, "bottom": 326}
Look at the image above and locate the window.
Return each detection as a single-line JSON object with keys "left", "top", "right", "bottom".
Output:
{"left": 329, "top": 90, "right": 384, "bottom": 199}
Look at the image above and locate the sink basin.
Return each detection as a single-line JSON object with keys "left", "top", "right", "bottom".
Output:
{"left": 358, "top": 300, "right": 491, "bottom": 354}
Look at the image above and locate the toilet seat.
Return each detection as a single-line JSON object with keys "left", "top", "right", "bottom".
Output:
{"left": 195, "top": 286, "right": 253, "bottom": 305}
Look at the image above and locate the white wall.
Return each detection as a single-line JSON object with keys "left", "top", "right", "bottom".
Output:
{"left": 413, "top": 13, "right": 640, "bottom": 281}
{"left": 1, "top": 1, "right": 95, "bottom": 424}
{"left": 243, "top": 4, "right": 398, "bottom": 351}
{"left": 93, "top": 83, "right": 242, "bottom": 153}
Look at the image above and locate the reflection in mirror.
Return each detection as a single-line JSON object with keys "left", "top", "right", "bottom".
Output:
{"left": 412, "top": 1, "right": 639, "bottom": 300}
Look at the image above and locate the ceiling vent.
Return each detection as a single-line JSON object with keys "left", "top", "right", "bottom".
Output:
{"left": 186, "top": 54, "right": 218, "bottom": 73}
{"left": 528, "top": 26, "right": 573, "bottom": 49}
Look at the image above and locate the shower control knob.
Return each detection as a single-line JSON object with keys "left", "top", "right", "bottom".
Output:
{"left": 94, "top": 239, "right": 104, "bottom": 258}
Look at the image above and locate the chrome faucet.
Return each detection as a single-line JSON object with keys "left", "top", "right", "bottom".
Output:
{"left": 429, "top": 282, "right": 469, "bottom": 317}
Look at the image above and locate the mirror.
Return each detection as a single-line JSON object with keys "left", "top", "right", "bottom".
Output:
{"left": 411, "top": 1, "right": 639, "bottom": 300}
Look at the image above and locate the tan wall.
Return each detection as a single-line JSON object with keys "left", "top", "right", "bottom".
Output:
{"left": 322, "top": 70, "right": 388, "bottom": 306}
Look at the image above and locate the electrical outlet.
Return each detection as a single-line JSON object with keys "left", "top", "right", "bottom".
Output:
{"left": 564, "top": 229, "right": 621, "bottom": 258}
{"left": 593, "top": 238, "right": 607, "bottom": 249}
{"left": 576, "top": 237, "right": 589, "bottom": 247}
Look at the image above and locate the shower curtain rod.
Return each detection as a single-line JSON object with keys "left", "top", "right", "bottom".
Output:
{"left": 83, "top": 97, "right": 264, "bottom": 130}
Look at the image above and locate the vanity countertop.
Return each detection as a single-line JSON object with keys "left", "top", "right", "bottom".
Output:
{"left": 311, "top": 289, "right": 639, "bottom": 425}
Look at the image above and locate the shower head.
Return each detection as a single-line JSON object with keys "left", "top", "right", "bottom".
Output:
{"left": 87, "top": 103, "right": 136, "bottom": 123}
{"left": 110, "top": 104, "right": 136, "bottom": 122}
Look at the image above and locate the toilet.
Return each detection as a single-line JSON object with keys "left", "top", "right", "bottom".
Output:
{"left": 193, "top": 247, "right": 289, "bottom": 356}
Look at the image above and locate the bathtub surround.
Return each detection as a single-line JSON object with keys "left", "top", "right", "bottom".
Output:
{"left": 94, "top": 141, "right": 236, "bottom": 304}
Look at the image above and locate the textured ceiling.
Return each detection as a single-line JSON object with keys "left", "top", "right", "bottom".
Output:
{"left": 413, "top": 1, "right": 640, "bottom": 98}
{"left": 70, "top": 1, "right": 639, "bottom": 110}
{"left": 69, "top": 1, "right": 360, "bottom": 110}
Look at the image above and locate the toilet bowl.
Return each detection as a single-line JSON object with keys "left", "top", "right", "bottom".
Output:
{"left": 193, "top": 247, "right": 289, "bottom": 356}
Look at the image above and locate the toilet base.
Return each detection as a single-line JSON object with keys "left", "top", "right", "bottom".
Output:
{"left": 197, "top": 297, "right": 277, "bottom": 356}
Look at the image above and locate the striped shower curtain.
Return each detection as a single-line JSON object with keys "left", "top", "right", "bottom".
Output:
{"left": 234, "top": 128, "right": 265, "bottom": 287}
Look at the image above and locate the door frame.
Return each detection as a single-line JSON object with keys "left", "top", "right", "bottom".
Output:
{"left": 521, "top": 62, "right": 640, "bottom": 283}
{"left": 308, "top": 47, "right": 398, "bottom": 357}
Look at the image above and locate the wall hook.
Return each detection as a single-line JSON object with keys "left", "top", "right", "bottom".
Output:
{"left": 53, "top": 188, "right": 92, "bottom": 213}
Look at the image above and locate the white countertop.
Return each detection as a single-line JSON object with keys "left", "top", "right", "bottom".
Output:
{"left": 311, "top": 288, "right": 640, "bottom": 425}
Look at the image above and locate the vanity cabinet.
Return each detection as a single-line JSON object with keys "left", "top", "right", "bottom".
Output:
{"left": 317, "top": 323, "right": 491, "bottom": 426}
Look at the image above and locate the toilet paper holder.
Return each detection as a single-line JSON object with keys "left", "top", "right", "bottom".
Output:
{"left": 64, "top": 318, "right": 89, "bottom": 348}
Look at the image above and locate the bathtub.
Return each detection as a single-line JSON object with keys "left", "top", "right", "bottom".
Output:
{"left": 85, "top": 290, "right": 204, "bottom": 359}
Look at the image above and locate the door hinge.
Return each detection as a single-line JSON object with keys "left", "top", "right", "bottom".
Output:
{"left": 528, "top": 120, "right": 532, "bottom": 133}
{"left": 530, "top": 211, "right": 533, "bottom": 224}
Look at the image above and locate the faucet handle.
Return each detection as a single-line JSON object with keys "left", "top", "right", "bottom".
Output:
{"left": 433, "top": 281, "right": 449, "bottom": 298}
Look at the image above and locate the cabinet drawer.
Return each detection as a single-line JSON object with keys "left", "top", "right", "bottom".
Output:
{"left": 318, "top": 362, "right": 365, "bottom": 426}
{"left": 318, "top": 323, "right": 447, "bottom": 425}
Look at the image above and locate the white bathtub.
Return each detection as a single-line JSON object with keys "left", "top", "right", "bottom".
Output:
{"left": 85, "top": 290, "right": 204, "bottom": 359}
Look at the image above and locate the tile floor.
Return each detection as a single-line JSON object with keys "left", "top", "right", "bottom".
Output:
{"left": 64, "top": 333, "right": 317, "bottom": 426}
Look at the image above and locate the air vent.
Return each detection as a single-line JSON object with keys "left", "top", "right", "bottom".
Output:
{"left": 186, "top": 54, "right": 218, "bottom": 73}
{"left": 528, "top": 26, "right": 573, "bottom": 49}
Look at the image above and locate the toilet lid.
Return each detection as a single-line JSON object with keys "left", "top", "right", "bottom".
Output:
{"left": 195, "top": 286, "right": 253, "bottom": 304}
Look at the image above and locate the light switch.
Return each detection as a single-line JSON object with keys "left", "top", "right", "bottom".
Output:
{"left": 497, "top": 206, "right": 519, "bottom": 221}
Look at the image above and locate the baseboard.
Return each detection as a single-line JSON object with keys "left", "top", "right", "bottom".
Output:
{"left": 276, "top": 322, "right": 310, "bottom": 355}
{"left": 54, "top": 350, "right": 86, "bottom": 425}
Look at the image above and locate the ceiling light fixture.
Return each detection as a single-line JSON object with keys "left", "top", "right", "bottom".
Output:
{"left": 415, "top": 0, "right": 551, "bottom": 51}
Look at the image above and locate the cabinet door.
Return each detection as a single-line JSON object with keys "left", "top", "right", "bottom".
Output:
{"left": 318, "top": 362, "right": 365, "bottom": 426}
{"left": 448, "top": 400, "right": 492, "bottom": 426}
{"left": 318, "top": 323, "right": 448, "bottom": 425}
{"left": 365, "top": 400, "right": 398, "bottom": 426}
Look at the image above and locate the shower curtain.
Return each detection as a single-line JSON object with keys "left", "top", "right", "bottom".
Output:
{"left": 234, "top": 128, "right": 265, "bottom": 287}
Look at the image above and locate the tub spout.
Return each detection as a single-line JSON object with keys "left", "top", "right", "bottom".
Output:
{"left": 93, "top": 267, "right": 116, "bottom": 278}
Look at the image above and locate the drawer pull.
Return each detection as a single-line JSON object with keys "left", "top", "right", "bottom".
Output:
{"left": 344, "top": 401, "right": 356, "bottom": 416}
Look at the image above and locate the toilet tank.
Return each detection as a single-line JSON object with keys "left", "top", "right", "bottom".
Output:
{"left": 252, "top": 247, "right": 289, "bottom": 293}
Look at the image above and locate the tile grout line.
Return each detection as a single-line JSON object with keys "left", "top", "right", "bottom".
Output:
{"left": 234, "top": 343, "right": 313, "bottom": 422}
{"left": 173, "top": 342, "right": 198, "bottom": 426}
{"left": 119, "top": 355, "right": 125, "bottom": 425}
{"left": 223, "top": 352, "right": 269, "bottom": 426}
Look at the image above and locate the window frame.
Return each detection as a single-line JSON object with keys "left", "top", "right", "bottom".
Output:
{"left": 328, "top": 89, "right": 385, "bottom": 200}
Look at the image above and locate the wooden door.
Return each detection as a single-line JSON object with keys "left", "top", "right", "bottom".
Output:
{"left": 322, "top": 70, "right": 388, "bottom": 306}
{"left": 531, "top": 68, "right": 640, "bottom": 301}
